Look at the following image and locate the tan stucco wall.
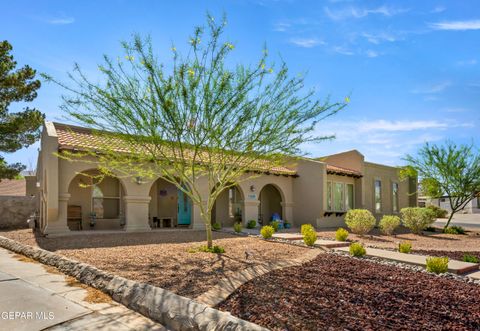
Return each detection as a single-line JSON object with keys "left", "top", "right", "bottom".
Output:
{"left": 321, "top": 150, "right": 364, "bottom": 173}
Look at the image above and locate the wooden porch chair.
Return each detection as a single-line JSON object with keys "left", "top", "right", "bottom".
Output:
{"left": 67, "top": 205, "right": 83, "bottom": 230}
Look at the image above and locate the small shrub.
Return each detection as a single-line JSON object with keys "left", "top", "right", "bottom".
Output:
{"left": 246, "top": 220, "right": 257, "bottom": 229}
{"left": 426, "top": 204, "right": 448, "bottom": 218}
{"left": 212, "top": 222, "right": 222, "bottom": 230}
{"left": 260, "top": 225, "right": 275, "bottom": 239}
{"left": 195, "top": 245, "right": 226, "bottom": 253}
{"left": 443, "top": 226, "right": 465, "bottom": 235}
{"left": 335, "top": 228, "right": 349, "bottom": 241}
{"left": 398, "top": 241, "right": 412, "bottom": 254}
{"left": 349, "top": 242, "right": 366, "bottom": 257}
{"left": 270, "top": 221, "right": 279, "bottom": 232}
{"left": 345, "top": 209, "right": 376, "bottom": 235}
{"left": 463, "top": 254, "right": 479, "bottom": 263}
{"left": 303, "top": 229, "right": 317, "bottom": 246}
{"left": 400, "top": 207, "right": 436, "bottom": 234}
{"left": 379, "top": 215, "right": 401, "bottom": 235}
{"left": 426, "top": 256, "right": 449, "bottom": 274}
{"left": 301, "top": 224, "right": 315, "bottom": 235}
{"left": 424, "top": 226, "right": 436, "bottom": 232}
{"left": 233, "top": 222, "right": 242, "bottom": 233}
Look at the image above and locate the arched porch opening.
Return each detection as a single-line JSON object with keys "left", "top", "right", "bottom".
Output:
{"left": 67, "top": 169, "right": 125, "bottom": 230}
{"left": 258, "top": 184, "right": 283, "bottom": 225}
{"left": 212, "top": 185, "right": 244, "bottom": 227}
{"left": 148, "top": 178, "right": 193, "bottom": 228}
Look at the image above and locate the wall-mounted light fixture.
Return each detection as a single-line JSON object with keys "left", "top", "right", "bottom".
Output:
{"left": 36, "top": 182, "right": 41, "bottom": 188}
{"left": 135, "top": 176, "right": 144, "bottom": 185}
{"left": 250, "top": 185, "right": 255, "bottom": 192}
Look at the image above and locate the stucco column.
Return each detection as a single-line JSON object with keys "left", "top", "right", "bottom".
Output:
{"left": 242, "top": 200, "right": 260, "bottom": 226}
{"left": 44, "top": 193, "right": 71, "bottom": 235}
{"left": 281, "top": 201, "right": 294, "bottom": 223}
{"left": 192, "top": 199, "right": 207, "bottom": 230}
{"left": 124, "top": 195, "right": 151, "bottom": 231}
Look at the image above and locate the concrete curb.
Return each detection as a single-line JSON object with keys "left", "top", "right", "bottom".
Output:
{"left": 0, "top": 235, "right": 268, "bottom": 331}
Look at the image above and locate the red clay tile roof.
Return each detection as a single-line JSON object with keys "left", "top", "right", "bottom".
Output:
{"left": 0, "top": 179, "right": 26, "bottom": 196}
{"left": 326, "top": 164, "right": 362, "bottom": 178}
{"left": 53, "top": 123, "right": 297, "bottom": 176}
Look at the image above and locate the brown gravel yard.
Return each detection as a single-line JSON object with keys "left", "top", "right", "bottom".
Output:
{"left": 0, "top": 229, "right": 311, "bottom": 298}
{"left": 316, "top": 226, "right": 480, "bottom": 251}
{"left": 218, "top": 253, "right": 480, "bottom": 331}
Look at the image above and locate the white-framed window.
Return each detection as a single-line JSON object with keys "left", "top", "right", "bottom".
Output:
{"left": 327, "top": 181, "right": 332, "bottom": 210}
{"left": 346, "top": 183, "right": 354, "bottom": 210}
{"left": 92, "top": 177, "right": 122, "bottom": 219}
{"left": 392, "top": 182, "right": 399, "bottom": 212}
{"left": 334, "top": 182, "right": 344, "bottom": 211}
{"left": 374, "top": 179, "right": 382, "bottom": 213}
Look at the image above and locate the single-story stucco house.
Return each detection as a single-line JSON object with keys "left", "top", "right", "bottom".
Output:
{"left": 33, "top": 121, "right": 417, "bottom": 235}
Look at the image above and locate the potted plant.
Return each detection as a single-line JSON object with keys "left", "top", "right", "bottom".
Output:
{"left": 284, "top": 220, "right": 292, "bottom": 229}
{"left": 89, "top": 212, "right": 96, "bottom": 228}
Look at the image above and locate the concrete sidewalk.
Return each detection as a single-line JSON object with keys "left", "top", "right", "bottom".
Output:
{"left": 0, "top": 247, "right": 167, "bottom": 331}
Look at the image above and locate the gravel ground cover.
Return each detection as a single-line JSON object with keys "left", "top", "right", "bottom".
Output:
{"left": 218, "top": 254, "right": 480, "bottom": 331}
{"left": 0, "top": 229, "right": 310, "bottom": 298}
{"left": 316, "top": 226, "right": 480, "bottom": 251}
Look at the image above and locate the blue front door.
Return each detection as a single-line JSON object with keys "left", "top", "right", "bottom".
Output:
{"left": 177, "top": 189, "right": 191, "bottom": 225}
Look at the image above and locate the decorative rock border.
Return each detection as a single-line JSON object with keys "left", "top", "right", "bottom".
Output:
{"left": 196, "top": 247, "right": 322, "bottom": 307}
{"left": 0, "top": 235, "right": 268, "bottom": 331}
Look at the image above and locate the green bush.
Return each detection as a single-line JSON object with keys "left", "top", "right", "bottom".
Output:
{"left": 398, "top": 241, "right": 412, "bottom": 254}
{"left": 426, "top": 204, "right": 448, "bottom": 218}
{"left": 443, "top": 226, "right": 465, "bottom": 235}
{"left": 345, "top": 209, "right": 376, "bottom": 235}
{"left": 260, "top": 225, "right": 275, "bottom": 239}
{"left": 233, "top": 222, "right": 242, "bottom": 233}
{"left": 212, "top": 222, "right": 222, "bottom": 230}
{"left": 246, "top": 220, "right": 257, "bottom": 229}
{"left": 349, "top": 242, "right": 366, "bottom": 257}
{"left": 270, "top": 221, "right": 279, "bottom": 232}
{"left": 379, "top": 215, "right": 401, "bottom": 235}
{"left": 335, "top": 228, "right": 349, "bottom": 241}
{"left": 301, "top": 224, "right": 315, "bottom": 235}
{"left": 463, "top": 254, "right": 479, "bottom": 263}
{"left": 195, "top": 245, "right": 225, "bottom": 253}
{"left": 303, "top": 229, "right": 317, "bottom": 246}
{"left": 426, "top": 256, "right": 449, "bottom": 274}
{"left": 400, "top": 207, "right": 436, "bottom": 234}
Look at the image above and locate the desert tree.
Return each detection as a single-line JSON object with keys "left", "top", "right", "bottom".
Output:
{"left": 43, "top": 15, "right": 347, "bottom": 248}
{"left": 404, "top": 141, "right": 480, "bottom": 229}
{"left": 0, "top": 40, "right": 44, "bottom": 179}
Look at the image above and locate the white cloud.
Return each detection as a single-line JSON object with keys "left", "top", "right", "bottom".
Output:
{"left": 45, "top": 17, "right": 75, "bottom": 25}
{"left": 273, "top": 22, "right": 291, "bottom": 32}
{"left": 289, "top": 38, "right": 324, "bottom": 48}
{"left": 332, "top": 45, "right": 354, "bottom": 55}
{"left": 361, "top": 32, "right": 399, "bottom": 44}
{"left": 365, "top": 50, "right": 379, "bottom": 58}
{"left": 431, "top": 6, "right": 446, "bottom": 13}
{"left": 324, "top": 5, "right": 408, "bottom": 20}
{"left": 456, "top": 59, "right": 477, "bottom": 66}
{"left": 411, "top": 81, "right": 451, "bottom": 94}
{"left": 430, "top": 20, "right": 480, "bottom": 31}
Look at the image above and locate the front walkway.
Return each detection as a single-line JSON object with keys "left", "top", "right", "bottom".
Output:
{"left": 0, "top": 247, "right": 167, "bottom": 331}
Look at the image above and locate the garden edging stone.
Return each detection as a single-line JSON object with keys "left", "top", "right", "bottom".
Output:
{"left": 0, "top": 235, "right": 268, "bottom": 331}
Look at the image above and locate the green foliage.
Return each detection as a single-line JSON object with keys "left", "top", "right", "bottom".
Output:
{"left": 443, "top": 226, "right": 465, "bottom": 235}
{"left": 246, "top": 220, "right": 257, "bottom": 229}
{"left": 43, "top": 14, "right": 347, "bottom": 249}
{"left": 405, "top": 141, "right": 480, "bottom": 228}
{"left": 0, "top": 40, "right": 44, "bottom": 179}
{"left": 303, "top": 229, "right": 317, "bottom": 246}
{"left": 335, "top": 228, "right": 349, "bottom": 241}
{"left": 233, "top": 222, "right": 242, "bottom": 233}
{"left": 379, "top": 215, "right": 401, "bottom": 235}
{"left": 301, "top": 224, "right": 315, "bottom": 235}
{"left": 212, "top": 222, "right": 221, "bottom": 230}
{"left": 426, "top": 204, "right": 448, "bottom": 218}
{"left": 426, "top": 256, "right": 449, "bottom": 274}
{"left": 400, "top": 207, "right": 436, "bottom": 234}
{"left": 349, "top": 242, "right": 366, "bottom": 257}
{"left": 463, "top": 254, "right": 479, "bottom": 263}
{"left": 260, "top": 225, "right": 275, "bottom": 239}
{"left": 270, "top": 220, "right": 279, "bottom": 232}
{"left": 398, "top": 241, "right": 412, "bottom": 254}
{"left": 345, "top": 209, "right": 376, "bottom": 235}
{"left": 198, "top": 245, "right": 225, "bottom": 253}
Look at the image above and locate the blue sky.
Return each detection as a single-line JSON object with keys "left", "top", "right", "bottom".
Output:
{"left": 2, "top": 0, "right": 479, "bottom": 168}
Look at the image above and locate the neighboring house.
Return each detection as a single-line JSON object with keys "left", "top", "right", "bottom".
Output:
{"left": 425, "top": 196, "right": 480, "bottom": 214}
{"left": 0, "top": 175, "right": 37, "bottom": 229}
{"left": 33, "top": 121, "right": 417, "bottom": 235}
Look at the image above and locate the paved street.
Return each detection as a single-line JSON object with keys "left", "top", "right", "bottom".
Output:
{"left": 0, "top": 248, "right": 167, "bottom": 331}
{"left": 434, "top": 213, "right": 480, "bottom": 231}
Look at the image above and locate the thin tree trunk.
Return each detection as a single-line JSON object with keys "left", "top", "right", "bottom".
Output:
{"left": 204, "top": 211, "right": 213, "bottom": 249}
{"left": 444, "top": 211, "right": 455, "bottom": 229}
